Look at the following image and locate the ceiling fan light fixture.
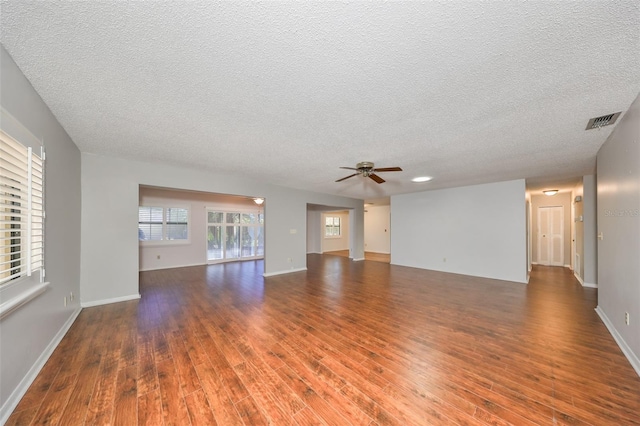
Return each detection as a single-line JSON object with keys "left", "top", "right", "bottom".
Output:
{"left": 411, "top": 176, "right": 433, "bottom": 183}
{"left": 543, "top": 190, "right": 558, "bottom": 196}
{"left": 335, "top": 162, "right": 402, "bottom": 184}
{"left": 253, "top": 197, "right": 265, "bottom": 205}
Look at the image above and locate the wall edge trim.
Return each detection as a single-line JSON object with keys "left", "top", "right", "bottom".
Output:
{"left": 81, "top": 293, "right": 141, "bottom": 308}
{"left": 595, "top": 306, "right": 640, "bottom": 377}
{"left": 263, "top": 268, "right": 307, "bottom": 277}
{"left": 0, "top": 307, "right": 82, "bottom": 424}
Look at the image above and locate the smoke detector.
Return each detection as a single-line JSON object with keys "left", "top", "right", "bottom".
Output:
{"left": 586, "top": 112, "right": 622, "bottom": 130}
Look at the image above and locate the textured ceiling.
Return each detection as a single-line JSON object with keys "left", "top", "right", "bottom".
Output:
{"left": 1, "top": 1, "right": 639, "bottom": 200}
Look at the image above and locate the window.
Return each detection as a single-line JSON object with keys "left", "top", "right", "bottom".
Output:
{"left": 325, "top": 216, "right": 341, "bottom": 237}
{"left": 138, "top": 206, "right": 189, "bottom": 243}
{"left": 207, "top": 209, "right": 264, "bottom": 262}
{"left": 0, "top": 130, "right": 44, "bottom": 285}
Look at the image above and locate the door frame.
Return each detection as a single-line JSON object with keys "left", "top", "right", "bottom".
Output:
{"left": 537, "top": 205, "right": 564, "bottom": 266}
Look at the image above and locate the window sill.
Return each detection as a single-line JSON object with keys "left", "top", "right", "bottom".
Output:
{"left": 0, "top": 281, "right": 50, "bottom": 320}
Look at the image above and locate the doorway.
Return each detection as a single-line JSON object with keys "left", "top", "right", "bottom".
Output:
{"left": 537, "top": 206, "right": 564, "bottom": 266}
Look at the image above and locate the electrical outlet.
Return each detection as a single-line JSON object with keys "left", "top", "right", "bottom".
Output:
{"left": 625, "top": 312, "right": 630, "bottom": 325}
{"left": 70, "top": 291, "right": 74, "bottom": 302}
{"left": 443, "top": 257, "right": 447, "bottom": 263}
{"left": 64, "top": 296, "right": 67, "bottom": 307}
{"left": 287, "top": 257, "right": 292, "bottom": 263}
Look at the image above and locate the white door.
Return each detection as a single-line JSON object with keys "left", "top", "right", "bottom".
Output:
{"left": 538, "top": 206, "right": 564, "bottom": 266}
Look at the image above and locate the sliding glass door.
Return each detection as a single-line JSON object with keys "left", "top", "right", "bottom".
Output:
{"left": 207, "top": 209, "right": 263, "bottom": 263}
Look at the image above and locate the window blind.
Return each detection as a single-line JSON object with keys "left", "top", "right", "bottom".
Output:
{"left": 0, "top": 130, "right": 44, "bottom": 285}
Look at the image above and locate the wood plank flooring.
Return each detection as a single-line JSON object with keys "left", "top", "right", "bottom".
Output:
{"left": 8, "top": 255, "right": 640, "bottom": 425}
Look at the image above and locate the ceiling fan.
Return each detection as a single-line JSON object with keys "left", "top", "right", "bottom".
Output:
{"left": 335, "top": 162, "right": 403, "bottom": 184}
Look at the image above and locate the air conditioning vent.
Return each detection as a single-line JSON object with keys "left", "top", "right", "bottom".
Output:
{"left": 586, "top": 112, "right": 621, "bottom": 130}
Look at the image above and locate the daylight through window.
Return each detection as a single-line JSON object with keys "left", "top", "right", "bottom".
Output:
{"left": 325, "top": 216, "right": 341, "bottom": 237}
{"left": 138, "top": 206, "right": 189, "bottom": 242}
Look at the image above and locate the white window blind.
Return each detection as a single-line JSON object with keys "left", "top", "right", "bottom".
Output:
{"left": 138, "top": 206, "right": 189, "bottom": 242}
{"left": 325, "top": 216, "right": 341, "bottom": 237}
{"left": 0, "top": 130, "right": 44, "bottom": 285}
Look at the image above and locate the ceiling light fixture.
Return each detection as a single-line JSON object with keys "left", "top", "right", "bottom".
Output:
{"left": 543, "top": 190, "right": 558, "bottom": 196}
{"left": 253, "top": 198, "right": 264, "bottom": 205}
{"left": 411, "top": 176, "right": 433, "bottom": 183}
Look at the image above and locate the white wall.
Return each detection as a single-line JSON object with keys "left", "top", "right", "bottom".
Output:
{"left": 0, "top": 46, "right": 82, "bottom": 420}
{"left": 138, "top": 187, "right": 263, "bottom": 271}
{"left": 391, "top": 179, "right": 527, "bottom": 283}
{"left": 364, "top": 205, "right": 391, "bottom": 254}
{"left": 321, "top": 211, "right": 350, "bottom": 252}
{"left": 595, "top": 92, "right": 640, "bottom": 375}
{"left": 81, "top": 153, "right": 364, "bottom": 305}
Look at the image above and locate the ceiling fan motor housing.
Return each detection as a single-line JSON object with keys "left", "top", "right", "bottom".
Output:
{"left": 357, "top": 162, "right": 375, "bottom": 176}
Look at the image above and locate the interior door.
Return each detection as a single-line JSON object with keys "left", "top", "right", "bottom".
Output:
{"left": 538, "top": 206, "right": 564, "bottom": 266}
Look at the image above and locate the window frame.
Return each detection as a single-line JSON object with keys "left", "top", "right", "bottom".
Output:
{"left": 0, "top": 129, "right": 44, "bottom": 286}
{"left": 0, "top": 109, "right": 49, "bottom": 320}
{"left": 206, "top": 207, "right": 264, "bottom": 263}
{"left": 324, "top": 215, "right": 342, "bottom": 238}
{"left": 138, "top": 205, "right": 191, "bottom": 246}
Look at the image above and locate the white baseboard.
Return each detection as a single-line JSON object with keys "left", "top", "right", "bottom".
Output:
{"left": 0, "top": 307, "right": 82, "bottom": 424}
{"left": 531, "top": 262, "right": 571, "bottom": 269}
{"left": 583, "top": 282, "right": 597, "bottom": 288}
{"left": 595, "top": 306, "right": 640, "bottom": 377}
{"left": 352, "top": 258, "right": 365, "bottom": 262}
{"left": 263, "top": 267, "right": 307, "bottom": 277}
{"left": 307, "top": 251, "right": 322, "bottom": 255}
{"left": 574, "top": 272, "right": 584, "bottom": 285}
{"left": 364, "top": 251, "right": 390, "bottom": 255}
{"left": 81, "top": 293, "right": 141, "bottom": 308}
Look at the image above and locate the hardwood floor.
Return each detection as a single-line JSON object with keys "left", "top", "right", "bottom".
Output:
{"left": 8, "top": 255, "right": 640, "bottom": 425}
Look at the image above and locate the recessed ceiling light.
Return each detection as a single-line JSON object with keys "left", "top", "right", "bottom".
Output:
{"left": 411, "top": 176, "right": 433, "bottom": 183}
{"left": 543, "top": 190, "right": 558, "bottom": 196}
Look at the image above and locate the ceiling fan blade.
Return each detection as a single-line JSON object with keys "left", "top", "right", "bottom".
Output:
{"left": 373, "top": 167, "right": 403, "bottom": 172}
{"left": 369, "top": 174, "right": 385, "bottom": 184}
{"left": 339, "top": 166, "right": 358, "bottom": 170}
{"left": 335, "top": 173, "right": 358, "bottom": 182}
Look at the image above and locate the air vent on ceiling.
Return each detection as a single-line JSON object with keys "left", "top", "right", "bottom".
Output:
{"left": 585, "top": 112, "right": 621, "bottom": 130}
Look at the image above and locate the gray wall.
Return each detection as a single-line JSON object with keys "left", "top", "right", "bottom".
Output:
{"left": 391, "top": 179, "right": 527, "bottom": 283}
{"left": 0, "top": 46, "right": 82, "bottom": 419}
{"left": 574, "top": 188, "right": 585, "bottom": 277}
{"left": 583, "top": 175, "right": 598, "bottom": 286}
{"left": 596, "top": 92, "right": 640, "bottom": 375}
{"left": 81, "top": 153, "right": 364, "bottom": 305}
{"left": 306, "top": 210, "right": 322, "bottom": 254}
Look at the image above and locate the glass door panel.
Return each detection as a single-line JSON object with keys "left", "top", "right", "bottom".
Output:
{"left": 225, "top": 225, "right": 240, "bottom": 259}
{"left": 207, "top": 225, "right": 223, "bottom": 261}
{"left": 256, "top": 226, "right": 264, "bottom": 256}
{"left": 241, "top": 226, "right": 255, "bottom": 258}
